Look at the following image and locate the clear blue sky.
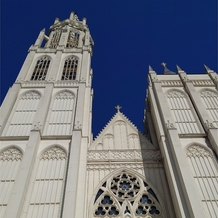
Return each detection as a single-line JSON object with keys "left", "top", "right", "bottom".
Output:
{"left": 1, "top": 0, "right": 217, "bottom": 137}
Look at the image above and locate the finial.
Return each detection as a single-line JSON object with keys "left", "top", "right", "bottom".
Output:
{"left": 115, "top": 105, "right": 122, "bottom": 112}
{"left": 161, "top": 62, "right": 176, "bottom": 75}
{"left": 54, "top": 18, "right": 59, "bottom": 24}
{"left": 176, "top": 65, "right": 183, "bottom": 72}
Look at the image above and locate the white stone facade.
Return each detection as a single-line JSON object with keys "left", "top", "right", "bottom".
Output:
{"left": 0, "top": 13, "right": 217, "bottom": 218}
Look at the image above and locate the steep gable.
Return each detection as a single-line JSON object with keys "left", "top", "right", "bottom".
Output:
{"left": 89, "top": 111, "right": 156, "bottom": 150}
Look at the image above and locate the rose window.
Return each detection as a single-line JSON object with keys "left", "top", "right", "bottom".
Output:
{"left": 110, "top": 173, "right": 140, "bottom": 199}
{"left": 93, "top": 171, "right": 162, "bottom": 217}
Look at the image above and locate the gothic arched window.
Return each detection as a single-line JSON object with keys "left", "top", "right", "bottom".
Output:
{"left": 44, "top": 91, "right": 75, "bottom": 135}
{"left": 166, "top": 90, "right": 202, "bottom": 134}
{"left": 186, "top": 145, "right": 218, "bottom": 217}
{"left": 93, "top": 171, "right": 162, "bottom": 217}
{"left": 66, "top": 30, "right": 80, "bottom": 48}
{"left": 61, "top": 56, "right": 78, "bottom": 80}
{"left": 23, "top": 146, "right": 67, "bottom": 218}
{"left": 0, "top": 147, "right": 22, "bottom": 215}
{"left": 200, "top": 89, "right": 218, "bottom": 128}
{"left": 49, "top": 29, "right": 62, "bottom": 48}
{"left": 3, "top": 91, "right": 41, "bottom": 136}
{"left": 31, "top": 56, "right": 51, "bottom": 81}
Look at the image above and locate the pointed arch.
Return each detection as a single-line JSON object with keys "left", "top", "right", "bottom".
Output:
{"left": 186, "top": 144, "right": 218, "bottom": 217}
{"left": 0, "top": 147, "right": 23, "bottom": 216}
{"left": 91, "top": 169, "right": 163, "bottom": 218}
{"left": 166, "top": 89, "right": 203, "bottom": 134}
{"left": 199, "top": 89, "right": 218, "bottom": 128}
{"left": 61, "top": 56, "right": 79, "bottom": 80}
{"left": 44, "top": 90, "right": 75, "bottom": 135}
{"left": 3, "top": 91, "right": 41, "bottom": 136}
{"left": 23, "top": 146, "right": 67, "bottom": 217}
{"left": 66, "top": 30, "right": 80, "bottom": 48}
{"left": 31, "top": 56, "right": 51, "bottom": 81}
{"left": 49, "top": 29, "right": 62, "bottom": 48}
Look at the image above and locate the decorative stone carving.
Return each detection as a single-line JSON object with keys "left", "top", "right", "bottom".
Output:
{"left": 167, "top": 90, "right": 186, "bottom": 98}
{"left": 41, "top": 147, "right": 67, "bottom": 160}
{"left": 204, "top": 120, "right": 216, "bottom": 129}
{"left": 192, "top": 80, "right": 214, "bottom": 86}
{"left": 93, "top": 171, "right": 161, "bottom": 217}
{"left": 0, "top": 148, "right": 22, "bottom": 161}
{"left": 200, "top": 90, "right": 218, "bottom": 98}
{"left": 32, "top": 122, "right": 42, "bottom": 131}
{"left": 161, "top": 80, "right": 183, "bottom": 86}
{"left": 87, "top": 150, "right": 161, "bottom": 161}
{"left": 55, "top": 91, "right": 74, "bottom": 99}
{"left": 186, "top": 145, "right": 212, "bottom": 158}
{"left": 165, "top": 120, "right": 176, "bottom": 129}
{"left": 21, "top": 91, "right": 41, "bottom": 100}
{"left": 74, "top": 121, "right": 82, "bottom": 129}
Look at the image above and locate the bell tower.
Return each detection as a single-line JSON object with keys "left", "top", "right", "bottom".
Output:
{"left": 0, "top": 12, "right": 94, "bottom": 218}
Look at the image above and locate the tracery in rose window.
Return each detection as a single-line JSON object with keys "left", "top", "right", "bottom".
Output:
{"left": 93, "top": 170, "right": 162, "bottom": 217}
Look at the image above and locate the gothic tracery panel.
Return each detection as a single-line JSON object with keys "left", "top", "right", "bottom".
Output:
{"left": 0, "top": 147, "right": 22, "bottom": 217}
{"left": 44, "top": 91, "right": 74, "bottom": 135}
{"left": 4, "top": 91, "right": 41, "bottom": 136}
{"left": 49, "top": 29, "right": 62, "bottom": 48}
{"left": 200, "top": 89, "right": 218, "bottom": 128}
{"left": 31, "top": 56, "right": 51, "bottom": 81}
{"left": 66, "top": 30, "right": 80, "bottom": 48}
{"left": 186, "top": 145, "right": 218, "bottom": 218}
{"left": 61, "top": 56, "right": 78, "bottom": 80}
{"left": 93, "top": 171, "right": 163, "bottom": 218}
{"left": 166, "top": 90, "right": 203, "bottom": 134}
{"left": 23, "top": 146, "right": 67, "bottom": 218}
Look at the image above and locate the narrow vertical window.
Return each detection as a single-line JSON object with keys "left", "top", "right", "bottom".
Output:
{"left": 186, "top": 145, "right": 218, "bottom": 217}
{"left": 3, "top": 91, "right": 41, "bottom": 136}
{"left": 31, "top": 56, "right": 51, "bottom": 81}
{"left": 200, "top": 90, "right": 218, "bottom": 128}
{"left": 44, "top": 91, "right": 74, "bottom": 135}
{"left": 61, "top": 57, "right": 78, "bottom": 80}
{"left": 49, "top": 30, "right": 62, "bottom": 48}
{"left": 23, "top": 147, "right": 67, "bottom": 218}
{"left": 0, "top": 147, "right": 22, "bottom": 216}
{"left": 66, "top": 30, "right": 80, "bottom": 48}
{"left": 167, "top": 90, "right": 202, "bottom": 134}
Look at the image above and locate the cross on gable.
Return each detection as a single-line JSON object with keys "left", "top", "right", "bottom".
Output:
{"left": 161, "top": 62, "right": 167, "bottom": 67}
{"left": 115, "top": 105, "right": 122, "bottom": 112}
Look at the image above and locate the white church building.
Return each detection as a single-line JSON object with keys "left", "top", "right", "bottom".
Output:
{"left": 0, "top": 12, "right": 217, "bottom": 218}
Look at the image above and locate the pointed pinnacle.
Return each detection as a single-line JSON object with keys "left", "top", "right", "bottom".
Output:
{"left": 204, "top": 64, "right": 213, "bottom": 72}
{"left": 149, "top": 65, "right": 154, "bottom": 72}
{"left": 41, "top": 28, "right": 46, "bottom": 32}
{"left": 176, "top": 65, "right": 184, "bottom": 72}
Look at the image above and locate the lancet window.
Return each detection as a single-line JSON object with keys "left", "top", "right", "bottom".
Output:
{"left": 66, "top": 30, "right": 80, "bottom": 48}
{"left": 49, "top": 29, "right": 62, "bottom": 48}
{"left": 61, "top": 56, "right": 78, "bottom": 80}
{"left": 0, "top": 147, "right": 22, "bottom": 216}
{"left": 93, "top": 171, "right": 162, "bottom": 217}
{"left": 186, "top": 145, "right": 218, "bottom": 217}
{"left": 31, "top": 56, "right": 51, "bottom": 80}
{"left": 3, "top": 91, "right": 41, "bottom": 136}
{"left": 44, "top": 91, "right": 75, "bottom": 135}
{"left": 23, "top": 146, "right": 67, "bottom": 218}
{"left": 166, "top": 90, "right": 202, "bottom": 134}
{"left": 200, "top": 90, "right": 218, "bottom": 128}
